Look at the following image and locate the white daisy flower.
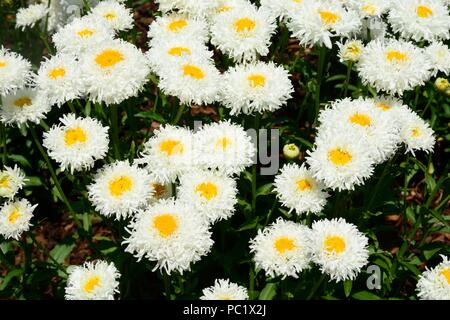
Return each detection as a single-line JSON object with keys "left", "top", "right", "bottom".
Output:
{"left": 200, "top": 279, "right": 249, "bottom": 300}
{"left": 417, "top": 255, "right": 450, "bottom": 300}
{"left": 260, "top": 0, "right": 307, "bottom": 21}
{"left": 274, "top": 163, "right": 329, "bottom": 215}
{"left": 177, "top": 170, "right": 238, "bottom": 224}
{"left": 123, "top": 198, "right": 214, "bottom": 275}
{"left": 0, "top": 165, "right": 27, "bottom": 199}
{"left": 425, "top": 42, "right": 450, "bottom": 76}
{"left": 35, "top": 53, "right": 84, "bottom": 106}
{"left": 156, "top": 0, "right": 221, "bottom": 17}
{"left": 158, "top": 56, "right": 221, "bottom": 106}
{"left": 88, "top": 0, "right": 133, "bottom": 32}
{"left": 51, "top": 16, "right": 115, "bottom": 56}
{"left": 306, "top": 128, "right": 375, "bottom": 191}
{"left": 212, "top": 0, "right": 254, "bottom": 18}
{"left": 396, "top": 107, "right": 435, "bottom": 155}
{"left": 87, "top": 161, "right": 154, "bottom": 220}
{"left": 357, "top": 38, "right": 432, "bottom": 96}
{"left": 349, "top": 0, "right": 390, "bottom": 18}
{"left": 80, "top": 39, "right": 150, "bottom": 105}
{"left": 65, "top": 260, "right": 121, "bottom": 300}
{"left": 371, "top": 95, "right": 408, "bottom": 118}
{"left": 148, "top": 14, "right": 209, "bottom": 45}
{"left": 137, "top": 125, "right": 195, "bottom": 184}
{"left": 287, "top": 0, "right": 361, "bottom": 49}
{"left": 194, "top": 120, "right": 256, "bottom": 176}
{"left": 0, "top": 48, "right": 32, "bottom": 96}
{"left": 42, "top": 113, "right": 109, "bottom": 173}
{"left": 146, "top": 35, "right": 213, "bottom": 75}
{"left": 249, "top": 218, "right": 312, "bottom": 279}
{"left": 0, "top": 88, "right": 51, "bottom": 126}
{"left": 210, "top": 4, "right": 277, "bottom": 62}
{"left": 220, "top": 61, "right": 294, "bottom": 115}
{"left": 337, "top": 39, "right": 364, "bottom": 63}
{"left": 0, "top": 198, "right": 36, "bottom": 240}
{"left": 16, "top": 3, "right": 49, "bottom": 30}
{"left": 388, "top": 0, "right": 450, "bottom": 42}
{"left": 309, "top": 218, "right": 369, "bottom": 282}
{"left": 318, "top": 98, "right": 401, "bottom": 164}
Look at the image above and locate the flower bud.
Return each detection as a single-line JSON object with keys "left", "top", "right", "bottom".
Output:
{"left": 283, "top": 143, "right": 300, "bottom": 160}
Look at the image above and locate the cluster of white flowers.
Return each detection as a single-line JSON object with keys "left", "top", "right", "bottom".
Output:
{"left": 200, "top": 278, "right": 249, "bottom": 300}
{"left": 304, "top": 97, "right": 435, "bottom": 191}
{"left": 249, "top": 217, "right": 369, "bottom": 282}
{"left": 0, "top": 165, "right": 36, "bottom": 240}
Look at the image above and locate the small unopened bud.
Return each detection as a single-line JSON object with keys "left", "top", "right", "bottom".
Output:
{"left": 283, "top": 143, "right": 300, "bottom": 160}
{"left": 445, "top": 88, "right": 450, "bottom": 97}
{"left": 435, "top": 78, "right": 449, "bottom": 92}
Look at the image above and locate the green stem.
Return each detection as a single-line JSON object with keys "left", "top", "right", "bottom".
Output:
{"left": 314, "top": 46, "right": 327, "bottom": 125}
{"left": 341, "top": 62, "right": 353, "bottom": 98}
{"left": 162, "top": 272, "right": 172, "bottom": 300}
{"left": 0, "top": 245, "right": 13, "bottom": 269}
{"left": 306, "top": 273, "right": 326, "bottom": 300}
{"left": 249, "top": 266, "right": 255, "bottom": 299}
{"left": 172, "top": 104, "right": 186, "bottom": 125}
{"left": 421, "top": 91, "right": 434, "bottom": 117}
{"left": 110, "top": 104, "right": 120, "bottom": 159}
{"left": 0, "top": 123, "right": 7, "bottom": 166}
{"left": 29, "top": 126, "right": 80, "bottom": 226}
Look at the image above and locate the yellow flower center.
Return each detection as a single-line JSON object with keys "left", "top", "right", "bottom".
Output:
{"left": 13, "top": 97, "right": 32, "bottom": 108}
{"left": 182, "top": 64, "right": 205, "bottom": 80}
{"left": 247, "top": 74, "right": 266, "bottom": 88}
{"left": 8, "top": 209, "right": 22, "bottom": 224}
{"left": 274, "top": 237, "right": 296, "bottom": 254}
{"left": 215, "top": 137, "right": 232, "bottom": 151}
{"left": 440, "top": 268, "right": 450, "bottom": 285}
{"left": 77, "top": 28, "right": 95, "bottom": 38}
{"left": 376, "top": 102, "right": 391, "bottom": 111}
{"left": 168, "top": 19, "right": 187, "bottom": 32}
{"left": 103, "top": 12, "right": 116, "bottom": 20}
{"left": 95, "top": 49, "right": 124, "bottom": 69}
{"left": 152, "top": 183, "right": 166, "bottom": 199}
{"left": 48, "top": 67, "right": 66, "bottom": 80}
{"left": 346, "top": 43, "right": 361, "bottom": 56}
{"left": 195, "top": 182, "right": 218, "bottom": 200}
{"left": 349, "top": 113, "right": 372, "bottom": 127}
{"left": 417, "top": 5, "right": 433, "bottom": 18}
{"left": 108, "top": 176, "right": 133, "bottom": 197}
{"left": 319, "top": 11, "right": 340, "bottom": 25}
{"left": 0, "top": 176, "right": 9, "bottom": 189}
{"left": 83, "top": 276, "right": 101, "bottom": 293}
{"left": 0, "top": 60, "right": 6, "bottom": 68}
{"left": 386, "top": 50, "right": 409, "bottom": 63}
{"left": 411, "top": 127, "right": 421, "bottom": 137}
{"left": 168, "top": 46, "right": 191, "bottom": 56}
{"left": 64, "top": 127, "right": 87, "bottom": 146}
{"left": 362, "top": 4, "right": 376, "bottom": 16}
{"left": 292, "top": 0, "right": 303, "bottom": 3}
{"left": 296, "top": 179, "right": 312, "bottom": 191}
{"left": 323, "top": 235, "right": 346, "bottom": 255}
{"left": 219, "top": 295, "right": 232, "bottom": 300}
{"left": 234, "top": 17, "right": 256, "bottom": 33}
{"left": 159, "top": 139, "right": 184, "bottom": 156}
{"left": 153, "top": 214, "right": 178, "bottom": 237}
{"left": 328, "top": 148, "right": 352, "bottom": 166}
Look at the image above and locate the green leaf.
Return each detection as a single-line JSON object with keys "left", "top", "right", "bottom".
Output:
{"left": 256, "top": 183, "right": 273, "bottom": 197}
{"left": 49, "top": 241, "right": 76, "bottom": 264}
{"left": 135, "top": 111, "right": 166, "bottom": 123}
{"left": 352, "top": 291, "right": 381, "bottom": 300}
{"left": 0, "top": 269, "right": 23, "bottom": 291}
{"left": 259, "top": 283, "right": 277, "bottom": 300}
{"left": 343, "top": 280, "right": 352, "bottom": 297}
